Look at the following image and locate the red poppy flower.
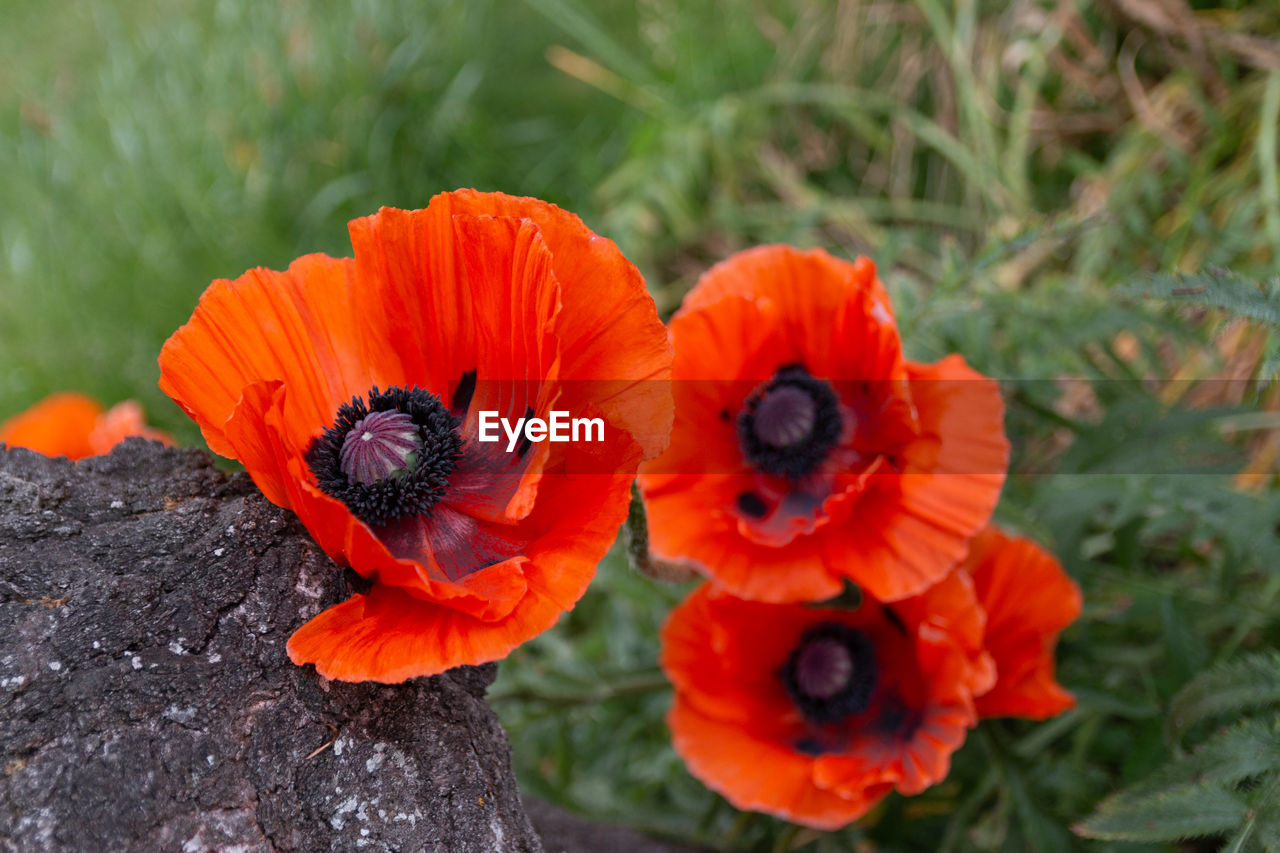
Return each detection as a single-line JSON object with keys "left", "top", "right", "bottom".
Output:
{"left": 0, "top": 392, "right": 173, "bottom": 460}
{"left": 661, "top": 579, "right": 995, "bottom": 830}
{"left": 158, "top": 190, "right": 672, "bottom": 682}
{"left": 962, "top": 526, "right": 1080, "bottom": 719}
{"left": 638, "top": 245, "right": 1009, "bottom": 603}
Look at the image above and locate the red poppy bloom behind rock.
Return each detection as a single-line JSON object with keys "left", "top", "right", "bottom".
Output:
{"left": 661, "top": 579, "right": 995, "bottom": 830}
{"left": 639, "top": 245, "right": 1009, "bottom": 604}
{"left": 159, "top": 190, "right": 672, "bottom": 683}
{"left": 0, "top": 392, "right": 173, "bottom": 459}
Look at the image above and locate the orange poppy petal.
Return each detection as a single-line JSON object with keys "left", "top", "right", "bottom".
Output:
{"left": 222, "top": 380, "right": 295, "bottom": 508}
{"left": 283, "top": 461, "right": 530, "bottom": 623}
{"left": 1, "top": 393, "right": 170, "bottom": 459}
{"left": 892, "top": 568, "right": 997, "bottom": 699}
{"left": 0, "top": 392, "right": 103, "bottom": 459}
{"left": 966, "top": 526, "right": 1081, "bottom": 719}
{"left": 286, "top": 583, "right": 532, "bottom": 683}
{"left": 660, "top": 585, "right": 817, "bottom": 726}
{"left": 287, "top": 483, "right": 611, "bottom": 682}
{"left": 422, "top": 190, "right": 674, "bottom": 460}
{"left": 346, "top": 205, "right": 476, "bottom": 398}
{"left": 158, "top": 253, "right": 384, "bottom": 461}
{"left": 811, "top": 701, "right": 973, "bottom": 798}
{"left": 682, "top": 245, "right": 896, "bottom": 349}
{"left": 89, "top": 401, "right": 174, "bottom": 455}
{"left": 830, "top": 355, "right": 1009, "bottom": 601}
{"left": 668, "top": 696, "right": 883, "bottom": 831}
{"left": 644, "top": 480, "right": 846, "bottom": 602}
{"left": 447, "top": 213, "right": 562, "bottom": 522}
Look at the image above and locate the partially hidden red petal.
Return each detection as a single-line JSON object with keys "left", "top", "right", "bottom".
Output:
{"left": 893, "top": 568, "right": 997, "bottom": 700}
{"left": 681, "top": 245, "right": 895, "bottom": 346}
{"left": 966, "top": 526, "right": 1080, "bottom": 719}
{"left": 0, "top": 392, "right": 102, "bottom": 459}
{"left": 89, "top": 401, "right": 174, "bottom": 455}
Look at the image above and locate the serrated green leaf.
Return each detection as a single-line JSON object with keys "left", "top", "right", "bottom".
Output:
{"left": 1249, "top": 773, "right": 1280, "bottom": 853}
{"left": 1169, "top": 652, "right": 1280, "bottom": 741}
{"left": 1121, "top": 269, "right": 1280, "bottom": 328}
{"left": 1123, "top": 719, "right": 1280, "bottom": 800}
{"left": 1076, "top": 782, "right": 1249, "bottom": 842}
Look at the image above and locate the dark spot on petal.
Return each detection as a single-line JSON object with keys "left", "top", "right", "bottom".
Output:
{"left": 517, "top": 406, "right": 535, "bottom": 457}
{"left": 737, "top": 491, "right": 768, "bottom": 518}
{"left": 873, "top": 693, "right": 922, "bottom": 740}
{"left": 451, "top": 369, "right": 477, "bottom": 414}
{"left": 882, "top": 606, "right": 907, "bottom": 636}
{"left": 794, "top": 737, "right": 827, "bottom": 756}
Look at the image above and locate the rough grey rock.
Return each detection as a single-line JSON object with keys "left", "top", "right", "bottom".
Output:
{"left": 0, "top": 439, "right": 542, "bottom": 853}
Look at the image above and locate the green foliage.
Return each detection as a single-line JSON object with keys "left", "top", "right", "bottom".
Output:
{"left": 1121, "top": 269, "right": 1280, "bottom": 379}
{"left": 0, "top": 0, "right": 637, "bottom": 441}
{"left": 1169, "top": 653, "right": 1280, "bottom": 742}
{"left": 1077, "top": 782, "right": 1250, "bottom": 845}
{"left": 1124, "top": 270, "right": 1280, "bottom": 330}
{"left": 1079, "top": 657, "right": 1280, "bottom": 850}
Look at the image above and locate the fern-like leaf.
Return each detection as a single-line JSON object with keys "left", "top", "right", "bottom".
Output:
{"left": 1131, "top": 719, "right": 1280, "bottom": 798}
{"left": 1122, "top": 268, "right": 1280, "bottom": 328}
{"left": 1074, "top": 782, "right": 1249, "bottom": 843}
{"left": 1168, "top": 651, "right": 1280, "bottom": 741}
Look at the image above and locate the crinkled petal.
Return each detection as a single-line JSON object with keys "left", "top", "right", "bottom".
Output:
{"left": 668, "top": 696, "right": 883, "bottom": 831}
{"left": 158, "top": 254, "right": 388, "bottom": 461}
{"left": 966, "top": 526, "right": 1080, "bottom": 719}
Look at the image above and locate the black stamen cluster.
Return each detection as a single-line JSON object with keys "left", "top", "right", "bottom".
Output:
{"left": 738, "top": 364, "right": 841, "bottom": 479}
{"left": 305, "top": 385, "right": 462, "bottom": 528}
{"left": 781, "top": 622, "right": 877, "bottom": 725}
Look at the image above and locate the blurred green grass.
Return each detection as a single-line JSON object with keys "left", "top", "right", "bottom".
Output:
{"left": 4, "top": 0, "right": 1280, "bottom": 850}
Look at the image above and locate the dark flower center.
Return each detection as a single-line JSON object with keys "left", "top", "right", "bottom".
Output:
{"left": 306, "top": 385, "right": 462, "bottom": 528}
{"left": 782, "top": 622, "right": 876, "bottom": 724}
{"left": 738, "top": 365, "right": 842, "bottom": 478}
{"left": 793, "top": 638, "right": 853, "bottom": 699}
